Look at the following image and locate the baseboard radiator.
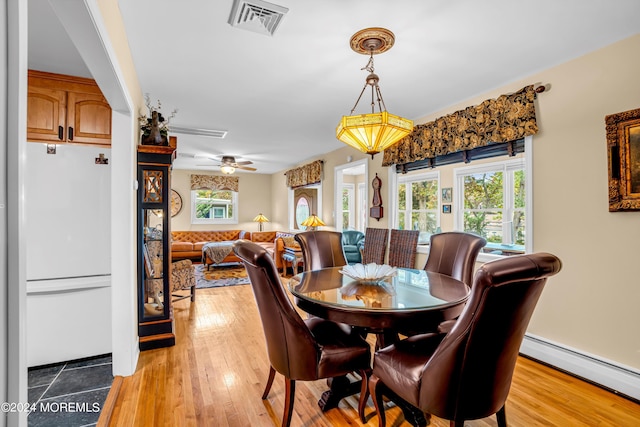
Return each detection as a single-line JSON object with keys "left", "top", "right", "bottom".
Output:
{"left": 521, "top": 334, "right": 640, "bottom": 401}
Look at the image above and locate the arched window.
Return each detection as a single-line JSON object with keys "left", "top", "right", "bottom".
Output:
{"left": 295, "top": 197, "right": 310, "bottom": 229}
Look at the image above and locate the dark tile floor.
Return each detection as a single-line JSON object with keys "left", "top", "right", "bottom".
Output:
{"left": 28, "top": 354, "right": 113, "bottom": 427}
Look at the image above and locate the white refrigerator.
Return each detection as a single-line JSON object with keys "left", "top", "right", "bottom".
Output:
{"left": 25, "top": 142, "right": 112, "bottom": 366}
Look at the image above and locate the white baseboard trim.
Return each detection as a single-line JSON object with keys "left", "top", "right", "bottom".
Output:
{"left": 521, "top": 334, "right": 640, "bottom": 401}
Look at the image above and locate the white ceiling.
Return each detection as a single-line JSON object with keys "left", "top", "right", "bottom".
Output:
{"left": 29, "top": 0, "right": 640, "bottom": 174}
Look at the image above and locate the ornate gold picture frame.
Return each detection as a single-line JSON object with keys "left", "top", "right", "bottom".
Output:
{"left": 606, "top": 107, "right": 640, "bottom": 211}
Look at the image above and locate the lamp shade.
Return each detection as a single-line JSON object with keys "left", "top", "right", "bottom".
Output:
{"left": 300, "top": 214, "right": 325, "bottom": 230}
{"left": 253, "top": 213, "right": 269, "bottom": 231}
{"left": 220, "top": 164, "right": 235, "bottom": 174}
{"left": 336, "top": 111, "right": 413, "bottom": 156}
{"left": 253, "top": 213, "right": 269, "bottom": 223}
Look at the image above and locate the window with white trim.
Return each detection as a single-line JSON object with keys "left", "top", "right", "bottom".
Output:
{"left": 358, "top": 182, "right": 366, "bottom": 232}
{"left": 341, "top": 184, "right": 355, "bottom": 229}
{"left": 454, "top": 158, "right": 525, "bottom": 250}
{"left": 395, "top": 171, "right": 440, "bottom": 232}
{"left": 191, "top": 189, "right": 238, "bottom": 224}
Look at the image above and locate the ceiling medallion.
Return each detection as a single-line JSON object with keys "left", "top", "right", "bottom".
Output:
{"left": 349, "top": 27, "right": 395, "bottom": 55}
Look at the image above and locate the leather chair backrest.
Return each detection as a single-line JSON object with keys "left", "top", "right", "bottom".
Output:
{"left": 424, "top": 232, "right": 487, "bottom": 285}
{"left": 295, "top": 231, "right": 347, "bottom": 271}
{"left": 362, "top": 228, "right": 389, "bottom": 265}
{"left": 233, "top": 240, "right": 320, "bottom": 380}
{"left": 417, "top": 252, "right": 562, "bottom": 421}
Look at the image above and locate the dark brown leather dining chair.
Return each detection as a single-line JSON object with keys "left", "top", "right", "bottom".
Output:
{"left": 361, "top": 227, "right": 388, "bottom": 265}
{"left": 369, "top": 252, "right": 562, "bottom": 427}
{"left": 400, "top": 232, "right": 487, "bottom": 337}
{"left": 424, "top": 231, "right": 487, "bottom": 286}
{"left": 388, "top": 229, "right": 420, "bottom": 268}
{"left": 233, "top": 240, "right": 372, "bottom": 427}
{"left": 294, "top": 230, "right": 347, "bottom": 270}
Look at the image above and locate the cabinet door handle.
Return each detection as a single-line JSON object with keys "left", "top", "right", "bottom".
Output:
{"left": 58, "top": 126, "right": 64, "bottom": 140}
{"left": 68, "top": 127, "right": 74, "bottom": 141}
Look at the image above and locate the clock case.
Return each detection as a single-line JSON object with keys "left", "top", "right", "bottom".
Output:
{"left": 136, "top": 144, "right": 177, "bottom": 350}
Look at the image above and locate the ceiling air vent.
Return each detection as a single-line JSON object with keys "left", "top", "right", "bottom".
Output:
{"left": 228, "top": 0, "right": 289, "bottom": 36}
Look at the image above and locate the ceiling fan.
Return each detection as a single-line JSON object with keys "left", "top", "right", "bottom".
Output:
{"left": 197, "top": 155, "right": 257, "bottom": 174}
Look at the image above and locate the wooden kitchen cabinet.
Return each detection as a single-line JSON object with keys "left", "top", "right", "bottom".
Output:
{"left": 27, "top": 70, "right": 112, "bottom": 146}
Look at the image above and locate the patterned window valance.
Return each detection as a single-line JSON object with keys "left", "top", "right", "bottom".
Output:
{"left": 190, "top": 174, "right": 239, "bottom": 192}
{"left": 285, "top": 160, "right": 323, "bottom": 188}
{"left": 382, "top": 85, "right": 539, "bottom": 167}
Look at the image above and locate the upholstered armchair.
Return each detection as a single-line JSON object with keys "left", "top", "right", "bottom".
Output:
{"left": 341, "top": 230, "right": 365, "bottom": 264}
{"left": 171, "top": 259, "right": 196, "bottom": 302}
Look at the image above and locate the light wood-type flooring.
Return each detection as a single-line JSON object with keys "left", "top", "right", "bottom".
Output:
{"left": 100, "top": 284, "right": 640, "bottom": 426}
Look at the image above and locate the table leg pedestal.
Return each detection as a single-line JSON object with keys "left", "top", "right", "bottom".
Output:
{"left": 317, "top": 375, "right": 363, "bottom": 412}
{"left": 382, "top": 387, "right": 430, "bottom": 427}
{"left": 397, "top": 401, "right": 430, "bottom": 427}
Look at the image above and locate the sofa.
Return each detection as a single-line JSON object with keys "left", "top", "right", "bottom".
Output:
{"left": 342, "top": 230, "right": 365, "bottom": 264}
{"left": 171, "top": 229, "right": 299, "bottom": 272}
{"left": 245, "top": 231, "right": 298, "bottom": 272}
{"left": 171, "top": 230, "right": 250, "bottom": 263}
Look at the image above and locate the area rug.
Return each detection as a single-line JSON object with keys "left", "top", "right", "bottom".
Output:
{"left": 194, "top": 263, "right": 250, "bottom": 288}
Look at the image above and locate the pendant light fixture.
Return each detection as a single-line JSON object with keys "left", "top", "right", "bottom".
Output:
{"left": 336, "top": 27, "right": 413, "bottom": 158}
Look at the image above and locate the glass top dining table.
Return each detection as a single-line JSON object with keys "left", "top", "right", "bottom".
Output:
{"left": 289, "top": 266, "right": 470, "bottom": 344}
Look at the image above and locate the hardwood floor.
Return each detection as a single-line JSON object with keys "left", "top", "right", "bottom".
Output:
{"left": 101, "top": 284, "right": 640, "bottom": 427}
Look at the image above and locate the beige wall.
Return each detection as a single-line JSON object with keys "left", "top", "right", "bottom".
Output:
{"left": 170, "top": 169, "right": 278, "bottom": 232}
{"left": 269, "top": 34, "right": 640, "bottom": 370}
{"left": 523, "top": 34, "right": 639, "bottom": 369}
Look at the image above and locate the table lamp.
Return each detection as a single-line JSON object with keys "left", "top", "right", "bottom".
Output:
{"left": 253, "top": 213, "right": 269, "bottom": 231}
{"left": 300, "top": 214, "right": 325, "bottom": 231}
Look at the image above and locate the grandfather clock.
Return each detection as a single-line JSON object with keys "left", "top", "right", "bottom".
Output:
{"left": 137, "top": 142, "right": 176, "bottom": 350}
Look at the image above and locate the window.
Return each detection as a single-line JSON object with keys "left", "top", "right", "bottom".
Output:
{"left": 290, "top": 185, "right": 321, "bottom": 230}
{"left": 342, "top": 184, "right": 354, "bottom": 229}
{"left": 191, "top": 189, "right": 238, "bottom": 224}
{"left": 395, "top": 171, "right": 440, "bottom": 232}
{"left": 358, "top": 182, "right": 366, "bottom": 232}
{"left": 455, "top": 158, "right": 525, "bottom": 251}
{"left": 295, "top": 196, "right": 310, "bottom": 229}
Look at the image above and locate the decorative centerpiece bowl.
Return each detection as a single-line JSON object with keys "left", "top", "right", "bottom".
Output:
{"left": 339, "top": 263, "right": 397, "bottom": 284}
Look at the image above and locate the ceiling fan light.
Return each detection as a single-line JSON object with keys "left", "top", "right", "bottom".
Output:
{"left": 220, "top": 165, "right": 236, "bottom": 174}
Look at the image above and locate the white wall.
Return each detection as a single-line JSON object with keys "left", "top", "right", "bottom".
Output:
{"left": 5, "top": 1, "right": 29, "bottom": 425}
